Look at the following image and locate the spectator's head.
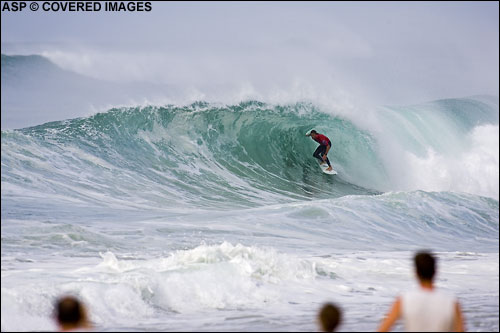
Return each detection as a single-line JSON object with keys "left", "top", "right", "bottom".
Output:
{"left": 318, "top": 302, "right": 342, "bottom": 332}
{"left": 414, "top": 251, "right": 436, "bottom": 282}
{"left": 54, "top": 295, "right": 90, "bottom": 331}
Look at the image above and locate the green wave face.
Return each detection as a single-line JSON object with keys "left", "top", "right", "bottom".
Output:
{"left": 3, "top": 102, "right": 384, "bottom": 210}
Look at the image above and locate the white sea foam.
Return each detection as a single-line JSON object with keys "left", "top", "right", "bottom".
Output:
{"left": 402, "top": 125, "right": 499, "bottom": 199}
{"left": 1, "top": 242, "right": 498, "bottom": 332}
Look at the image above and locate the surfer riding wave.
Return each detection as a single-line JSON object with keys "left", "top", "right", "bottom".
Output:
{"left": 306, "top": 130, "right": 333, "bottom": 172}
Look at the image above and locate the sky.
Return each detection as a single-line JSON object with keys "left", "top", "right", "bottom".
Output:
{"left": 1, "top": 1, "right": 499, "bottom": 107}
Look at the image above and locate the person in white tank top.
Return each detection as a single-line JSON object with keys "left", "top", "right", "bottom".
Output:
{"left": 377, "top": 251, "right": 465, "bottom": 332}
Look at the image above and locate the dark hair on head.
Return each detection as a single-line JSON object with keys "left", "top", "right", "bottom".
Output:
{"left": 310, "top": 130, "right": 317, "bottom": 134}
{"left": 56, "top": 296, "right": 84, "bottom": 325}
{"left": 318, "top": 302, "right": 342, "bottom": 332}
{"left": 414, "top": 251, "right": 436, "bottom": 281}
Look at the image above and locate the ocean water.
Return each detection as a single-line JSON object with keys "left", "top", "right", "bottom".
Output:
{"left": 1, "top": 57, "right": 499, "bottom": 331}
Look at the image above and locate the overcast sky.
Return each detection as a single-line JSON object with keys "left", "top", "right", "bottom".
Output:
{"left": 2, "top": 1, "right": 499, "bottom": 106}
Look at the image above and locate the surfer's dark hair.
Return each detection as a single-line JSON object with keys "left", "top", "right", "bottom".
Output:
{"left": 310, "top": 130, "right": 317, "bottom": 134}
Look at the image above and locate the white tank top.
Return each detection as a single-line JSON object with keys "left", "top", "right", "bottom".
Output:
{"left": 401, "top": 287, "right": 456, "bottom": 332}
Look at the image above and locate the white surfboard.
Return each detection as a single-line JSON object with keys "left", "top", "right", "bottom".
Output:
{"left": 319, "top": 162, "right": 337, "bottom": 175}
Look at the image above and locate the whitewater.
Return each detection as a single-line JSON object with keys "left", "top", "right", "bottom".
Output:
{"left": 1, "top": 59, "right": 499, "bottom": 331}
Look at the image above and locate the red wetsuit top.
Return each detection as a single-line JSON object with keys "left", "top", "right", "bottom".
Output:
{"left": 313, "top": 134, "right": 331, "bottom": 146}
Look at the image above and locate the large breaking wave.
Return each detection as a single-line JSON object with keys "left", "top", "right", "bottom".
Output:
{"left": 2, "top": 96, "right": 498, "bottom": 212}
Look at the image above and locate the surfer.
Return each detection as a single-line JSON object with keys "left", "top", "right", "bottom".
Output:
{"left": 306, "top": 130, "right": 333, "bottom": 172}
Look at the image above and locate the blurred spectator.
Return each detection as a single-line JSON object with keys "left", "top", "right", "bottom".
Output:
{"left": 378, "top": 251, "right": 465, "bottom": 332}
{"left": 318, "top": 302, "right": 342, "bottom": 332}
{"left": 54, "top": 295, "right": 92, "bottom": 331}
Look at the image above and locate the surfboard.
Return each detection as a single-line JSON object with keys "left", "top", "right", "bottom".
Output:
{"left": 319, "top": 162, "right": 337, "bottom": 175}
